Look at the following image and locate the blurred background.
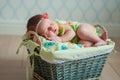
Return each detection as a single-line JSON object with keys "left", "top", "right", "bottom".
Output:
{"left": 0, "top": 0, "right": 120, "bottom": 37}
{"left": 0, "top": 0, "right": 120, "bottom": 80}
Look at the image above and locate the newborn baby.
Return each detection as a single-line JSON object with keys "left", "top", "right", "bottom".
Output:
{"left": 27, "top": 13, "right": 108, "bottom": 47}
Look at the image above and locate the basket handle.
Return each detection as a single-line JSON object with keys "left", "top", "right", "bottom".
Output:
{"left": 94, "top": 24, "right": 108, "bottom": 41}
{"left": 26, "top": 31, "right": 41, "bottom": 47}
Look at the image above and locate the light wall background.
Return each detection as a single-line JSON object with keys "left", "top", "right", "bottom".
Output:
{"left": 0, "top": 0, "right": 120, "bottom": 37}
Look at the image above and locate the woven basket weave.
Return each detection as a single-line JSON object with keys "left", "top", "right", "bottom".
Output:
{"left": 29, "top": 52, "right": 110, "bottom": 80}
{"left": 24, "top": 31, "right": 113, "bottom": 80}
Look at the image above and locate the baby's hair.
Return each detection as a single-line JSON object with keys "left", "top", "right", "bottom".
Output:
{"left": 27, "top": 14, "right": 42, "bottom": 32}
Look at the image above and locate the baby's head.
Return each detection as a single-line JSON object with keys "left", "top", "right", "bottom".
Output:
{"left": 27, "top": 13, "right": 59, "bottom": 38}
{"left": 27, "top": 14, "right": 42, "bottom": 32}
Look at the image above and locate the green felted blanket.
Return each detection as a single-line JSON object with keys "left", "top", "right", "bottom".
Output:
{"left": 19, "top": 35, "right": 115, "bottom": 63}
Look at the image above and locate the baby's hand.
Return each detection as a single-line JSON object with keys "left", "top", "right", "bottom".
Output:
{"left": 48, "top": 36, "right": 62, "bottom": 42}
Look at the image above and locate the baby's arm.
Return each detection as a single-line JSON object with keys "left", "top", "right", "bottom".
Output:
{"left": 47, "top": 24, "right": 75, "bottom": 42}
{"left": 59, "top": 24, "right": 75, "bottom": 42}
{"left": 48, "top": 36, "right": 62, "bottom": 42}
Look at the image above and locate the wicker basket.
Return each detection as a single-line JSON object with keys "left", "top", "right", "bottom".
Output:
{"left": 29, "top": 51, "right": 110, "bottom": 80}
{"left": 23, "top": 31, "right": 114, "bottom": 80}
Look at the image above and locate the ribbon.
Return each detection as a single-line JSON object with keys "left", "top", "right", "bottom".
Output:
{"left": 16, "top": 39, "right": 40, "bottom": 80}
{"left": 26, "top": 52, "right": 40, "bottom": 80}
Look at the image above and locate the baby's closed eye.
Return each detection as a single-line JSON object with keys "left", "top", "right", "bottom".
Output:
{"left": 48, "top": 27, "right": 53, "bottom": 31}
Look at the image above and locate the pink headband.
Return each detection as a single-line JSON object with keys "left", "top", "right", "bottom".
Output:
{"left": 36, "top": 13, "right": 49, "bottom": 33}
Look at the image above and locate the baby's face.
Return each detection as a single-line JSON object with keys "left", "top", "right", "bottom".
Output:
{"left": 38, "top": 19, "right": 59, "bottom": 38}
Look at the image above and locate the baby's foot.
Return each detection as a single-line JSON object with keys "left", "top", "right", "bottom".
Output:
{"left": 94, "top": 40, "right": 107, "bottom": 47}
{"left": 78, "top": 40, "right": 93, "bottom": 47}
{"left": 101, "top": 32, "right": 108, "bottom": 41}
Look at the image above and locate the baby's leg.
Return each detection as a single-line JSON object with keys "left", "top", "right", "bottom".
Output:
{"left": 77, "top": 23, "right": 107, "bottom": 47}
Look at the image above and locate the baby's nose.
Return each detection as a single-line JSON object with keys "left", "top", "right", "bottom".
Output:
{"left": 49, "top": 26, "right": 56, "bottom": 32}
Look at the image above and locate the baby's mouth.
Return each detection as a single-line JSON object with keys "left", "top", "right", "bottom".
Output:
{"left": 54, "top": 29, "right": 58, "bottom": 34}
{"left": 54, "top": 29, "right": 56, "bottom": 32}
